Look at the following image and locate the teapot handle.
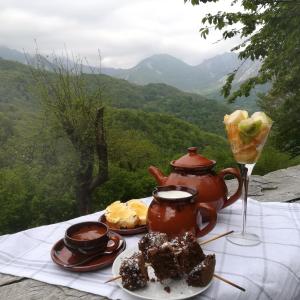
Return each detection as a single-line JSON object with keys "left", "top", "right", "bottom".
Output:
{"left": 196, "top": 203, "right": 217, "bottom": 237}
{"left": 218, "top": 167, "right": 242, "bottom": 209}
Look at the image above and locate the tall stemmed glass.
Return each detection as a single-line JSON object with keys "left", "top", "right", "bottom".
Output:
{"left": 224, "top": 111, "right": 273, "bottom": 246}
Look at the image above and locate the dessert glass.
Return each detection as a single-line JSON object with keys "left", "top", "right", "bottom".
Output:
{"left": 224, "top": 111, "right": 273, "bottom": 246}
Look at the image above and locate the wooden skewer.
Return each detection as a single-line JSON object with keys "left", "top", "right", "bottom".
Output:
{"left": 105, "top": 275, "right": 121, "bottom": 283}
{"left": 200, "top": 230, "right": 234, "bottom": 246}
{"left": 105, "top": 273, "right": 245, "bottom": 292}
{"left": 213, "top": 273, "right": 246, "bottom": 292}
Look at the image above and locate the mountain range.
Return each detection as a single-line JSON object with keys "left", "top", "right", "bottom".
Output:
{"left": 0, "top": 58, "right": 230, "bottom": 135}
{"left": 100, "top": 52, "right": 265, "bottom": 112}
{"left": 103, "top": 53, "right": 261, "bottom": 95}
{"left": 0, "top": 46, "right": 264, "bottom": 110}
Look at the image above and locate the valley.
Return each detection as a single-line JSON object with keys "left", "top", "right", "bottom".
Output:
{"left": 0, "top": 54, "right": 298, "bottom": 235}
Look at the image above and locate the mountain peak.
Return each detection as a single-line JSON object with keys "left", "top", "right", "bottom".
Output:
{"left": 137, "top": 53, "right": 189, "bottom": 68}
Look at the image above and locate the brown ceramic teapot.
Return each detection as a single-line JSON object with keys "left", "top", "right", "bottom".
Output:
{"left": 149, "top": 147, "right": 242, "bottom": 219}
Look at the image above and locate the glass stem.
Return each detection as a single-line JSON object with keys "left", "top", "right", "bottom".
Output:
{"left": 242, "top": 169, "right": 249, "bottom": 236}
{"left": 239, "top": 163, "right": 254, "bottom": 236}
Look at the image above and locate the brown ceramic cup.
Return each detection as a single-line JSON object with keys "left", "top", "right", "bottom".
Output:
{"left": 64, "top": 221, "right": 120, "bottom": 255}
{"left": 147, "top": 185, "right": 217, "bottom": 238}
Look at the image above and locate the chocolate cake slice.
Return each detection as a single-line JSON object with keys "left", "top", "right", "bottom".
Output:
{"left": 138, "top": 232, "right": 168, "bottom": 262}
{"left": 186, "top": 254, "right": 216, "bottom": 287}
{"left": 137, "top": 232, "right": 214, "bottom": 287}
{"left": 170, "top": 232, "right": 206, "bottom": 274}
{"left": 119, "top": 252, "right": 149, "bottom": 290}
{"left": 147, "top": 242, "right": 181, "bottom": 281}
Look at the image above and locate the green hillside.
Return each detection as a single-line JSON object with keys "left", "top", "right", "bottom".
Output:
{"left": 0, "top": 49, "right": 262, "bottom": 113}
{"left": 0, "top": 102, "right": 234, "bottom": 234}
{"left": 1, "top": 58, "right": 299, "bottom": 235}
{"left": 0, "top": 59, "right": 35, "bottom": 107}
{"left": 0, "top": 58, "right": 230, "bottom": 135}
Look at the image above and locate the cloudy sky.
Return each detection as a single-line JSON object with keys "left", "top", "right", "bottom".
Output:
{"left": 0, "top": 0, "right": 241, "bottom": 68}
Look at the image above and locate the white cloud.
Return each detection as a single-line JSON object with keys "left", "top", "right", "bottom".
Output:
{"left": 0, "top": 0, "right": 242, "bottom": 68}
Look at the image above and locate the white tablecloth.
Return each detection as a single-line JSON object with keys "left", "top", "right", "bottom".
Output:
{"left": 0, "top": 198, "right": 300, "bottom": 300}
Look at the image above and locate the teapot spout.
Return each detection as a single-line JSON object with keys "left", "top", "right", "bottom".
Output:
{"left": 148, "top": 166, "right": 167, "bottom": 185}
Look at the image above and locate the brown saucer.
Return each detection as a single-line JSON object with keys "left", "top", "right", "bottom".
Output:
{"left": 51, "top": 231, "right": 126, "bottom": 272}
{"left": 99, "top": 214, "right": 148, "bottom": 236}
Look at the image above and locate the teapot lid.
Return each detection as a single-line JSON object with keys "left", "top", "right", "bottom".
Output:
{"left": 171, "top": 147, "right": 215, "bottom": 169}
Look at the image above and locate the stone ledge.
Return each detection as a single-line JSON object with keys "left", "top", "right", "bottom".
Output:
{"left": 226, "top": 165, "right": 300, "bottom": 203}
{"left": 0, "top": 274, "right": 107, "bottom": 300}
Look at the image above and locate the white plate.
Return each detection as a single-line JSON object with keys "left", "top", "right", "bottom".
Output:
{"left": 112, "top": 246, "right": 213, "bottom": 300}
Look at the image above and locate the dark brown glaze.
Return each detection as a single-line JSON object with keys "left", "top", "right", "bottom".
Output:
{"left": 51, "top": 232, "right": 126, "bottom": 272}
{"left": 147, "top": 186, "right": 217, "bottom": 238}
{"left": 149, "top": 147, "right": 242, "bottom": 219}
{"left": 187, "top": 254, "right": 216, "bottom": 287}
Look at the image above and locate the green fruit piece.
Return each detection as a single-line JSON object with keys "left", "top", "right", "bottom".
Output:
{"left": 251, "top": 111, "right": 273, "bottom": 129}
{"left": 251, "top": 112, "right": 273, "bottom": 128}
{"left": 239, "top": 133, "right": 252, "bottom": 144}
{"left": 238, "top": 118, "right": 262, "bottom": 137}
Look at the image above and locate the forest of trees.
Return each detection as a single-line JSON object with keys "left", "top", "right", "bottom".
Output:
{"left": 0, "top": 1, "right": 299, "bottom": 235}
{"left": 0, "top": 55, "right": 299, "bottom": 235}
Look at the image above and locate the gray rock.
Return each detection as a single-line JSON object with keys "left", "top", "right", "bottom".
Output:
{"left": 0, "top": 274, "right": 107, "bottom": 300}
{"left": 226, "top": 165, "right": 300, "bottom": 203}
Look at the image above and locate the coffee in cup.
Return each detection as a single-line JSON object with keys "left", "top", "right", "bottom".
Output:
{"left": 64, "top": 221, "right": 119, "bottom": 255}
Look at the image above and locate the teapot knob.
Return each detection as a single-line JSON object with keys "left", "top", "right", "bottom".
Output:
{"left": 188, "top": 147, "right": 198, "bottom": 155}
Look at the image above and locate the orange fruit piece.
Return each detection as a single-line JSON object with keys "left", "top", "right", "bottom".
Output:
{"left": 127, "top": 199, "right": 148, "bottom": 225}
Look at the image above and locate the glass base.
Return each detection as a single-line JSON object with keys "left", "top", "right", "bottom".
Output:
{"left": 226, "top": 232, "right": 261, "bottom": 246}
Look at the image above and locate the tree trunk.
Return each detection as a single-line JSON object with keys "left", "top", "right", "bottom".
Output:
{"left": 76, "top": 183, "right": 92, "bottom": 215}
{"left": 76, "top": 107, "right": 108, "bottom": 215}
{"left": 89, "top": 107, "right": 108, "bottom": 192}
{"left": 75, "top": 146, "right": 94, "bottom": 215}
